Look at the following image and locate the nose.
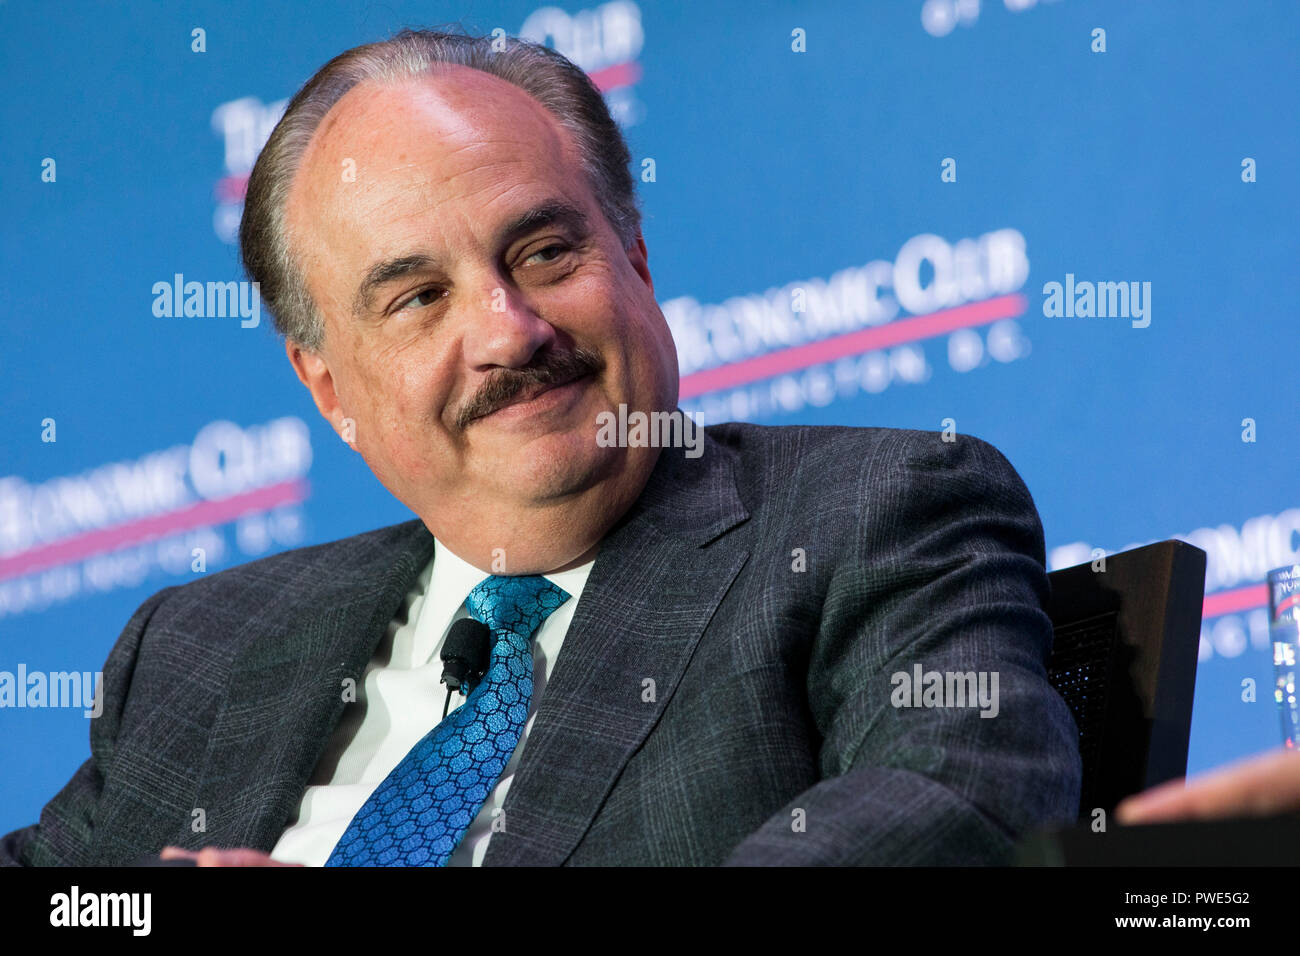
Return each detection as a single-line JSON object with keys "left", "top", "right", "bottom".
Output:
{"left": 460, "top": 280, "right": 557, "bottom": 371}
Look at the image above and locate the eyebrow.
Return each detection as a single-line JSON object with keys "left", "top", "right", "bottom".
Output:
{"left": 350, "top": 199, "right": 590, "bottom": 318}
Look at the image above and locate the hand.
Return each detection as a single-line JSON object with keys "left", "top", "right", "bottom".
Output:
{"left": 160, "top": 846, "right": 304, "bottom": 866}
{"left": 1115, "top": 747, "right": 1300, "bottom": 824}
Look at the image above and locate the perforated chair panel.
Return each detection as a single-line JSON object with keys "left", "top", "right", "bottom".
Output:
{"left": 1047, "top": 611, "right": 1120, "bottom": 816}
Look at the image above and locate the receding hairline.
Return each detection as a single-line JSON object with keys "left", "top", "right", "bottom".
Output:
{"left": 310, "top": 61, "right": 562, "bottom": 155}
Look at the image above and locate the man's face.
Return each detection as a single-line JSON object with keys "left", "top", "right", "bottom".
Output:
{"left": 284, "top": 66, "right": 679, "bottom": 570}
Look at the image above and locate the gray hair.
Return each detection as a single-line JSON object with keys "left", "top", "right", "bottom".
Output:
{"left": 239, "top": 27, "right": 642, "bottom": 350}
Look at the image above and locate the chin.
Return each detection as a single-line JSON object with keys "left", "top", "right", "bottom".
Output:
{"left": 503, "top": 428, "right": 619, "bottom": 501}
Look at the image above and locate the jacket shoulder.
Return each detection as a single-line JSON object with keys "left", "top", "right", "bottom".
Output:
{"left": 702, "top": 420, "right": 1028, "bottom": 488}
{"left": 139, "top": 517, "right": 431, "bottom": 635}
{"left": 700, "top": 421, "right": 1041, "bottom": 556}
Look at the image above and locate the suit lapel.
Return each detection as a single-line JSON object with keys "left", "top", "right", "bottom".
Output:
{"left": 483, "top": 430, "right": 751, "bottom": 865}
{"left": 186, "top": 519, "right": 436, "bottom": 852}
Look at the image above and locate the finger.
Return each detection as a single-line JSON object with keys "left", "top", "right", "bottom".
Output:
{"left": 218, "top": 848, "right": 300, "bottom": 867}
{"left": 1117, "top": 748, "right": 1300, "bottom": 824}
{"left": 1115, "top": 782, "right": 1188, "bottom": 824}
{"left": 159, "top": 846, "right": 199, "bottom": 860}
{"left": 194, "top": 847, "right": 301, "bottom": 867}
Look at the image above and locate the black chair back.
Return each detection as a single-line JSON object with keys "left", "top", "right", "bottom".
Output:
{"left": 1045, "top": 539, "right": 1207, "bottom": 819}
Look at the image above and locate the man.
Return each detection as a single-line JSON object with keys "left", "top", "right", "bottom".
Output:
{"left": 1, "top": 29, "right": 1082, "bottom": 866}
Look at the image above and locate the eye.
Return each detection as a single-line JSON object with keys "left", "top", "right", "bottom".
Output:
{"left": 397, "top": 286, "right": 446, "bottom": 312}
{"left": 525, "top": 243, "right": 568, "bottom": 265}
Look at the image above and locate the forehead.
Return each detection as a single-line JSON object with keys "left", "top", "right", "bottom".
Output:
{"left": 285, "top": 65, "right": 588, "bottom": 274}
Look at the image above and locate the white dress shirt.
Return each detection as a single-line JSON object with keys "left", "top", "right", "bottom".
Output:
{"left": 270, "top": 536, "right": 594, "bottom": 866}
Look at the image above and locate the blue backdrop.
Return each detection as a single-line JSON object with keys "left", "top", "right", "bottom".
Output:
{"left": 2, "top": 0, "right": 1297, "bottom": 835}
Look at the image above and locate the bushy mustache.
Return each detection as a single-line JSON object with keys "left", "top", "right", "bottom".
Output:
{"left": 456, "top": 346, "right": 604, "bottom": 430}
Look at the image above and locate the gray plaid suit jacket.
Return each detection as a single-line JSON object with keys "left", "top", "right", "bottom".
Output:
{"left": 1, "top": 422, "right": 1081, "bottom": 866}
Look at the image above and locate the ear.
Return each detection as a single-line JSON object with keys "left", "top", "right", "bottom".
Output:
{"left": 626, "top": 232, "right": 654, "bottom": 297}
{"left": 285, "top": 339, "right": 355, "bottom": 448}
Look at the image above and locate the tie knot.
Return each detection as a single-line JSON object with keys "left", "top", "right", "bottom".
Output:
{"left": 465, "top": 574, "right": 570, "bottom": 640}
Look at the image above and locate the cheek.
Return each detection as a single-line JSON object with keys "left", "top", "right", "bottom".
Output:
{"left": 613, "top": 288, "right": 677, "bottom": 387}
{"left": 563, "top": 275, "right": 673, "bottom": 404}
{"left": 562, "top": 266, "right": 648, "bottom": 351}
{"left": 343, "top": 351, "right": 452, "bottom": 466}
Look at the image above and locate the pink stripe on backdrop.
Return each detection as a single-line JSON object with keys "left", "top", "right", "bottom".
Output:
{"left": 0, "top": 479, "right": 309, "bottom": 582}
{"left": 1202, "top": 583, "right": 1269, "bottom": 620}
{"left": 678, "top": 293, "right": 1029, "bottom": 400}
{"left": 214, "top": 174, "right": 249, "bottom": 203}
{"left": 589, "top": 61, "right": 642, "bottom": 92}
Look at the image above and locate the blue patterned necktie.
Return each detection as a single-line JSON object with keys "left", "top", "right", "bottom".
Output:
{"left": 325, "top": 574, "right": 570, "bottom": 866}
